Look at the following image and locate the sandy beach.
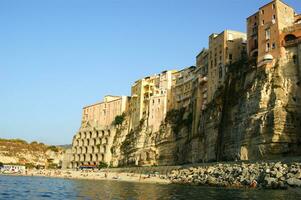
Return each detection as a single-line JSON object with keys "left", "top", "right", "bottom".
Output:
{"left": 1, "top": 169, "right": 171, "bottom": 185}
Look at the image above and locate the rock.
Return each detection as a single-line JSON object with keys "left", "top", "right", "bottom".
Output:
{"left": 275, "top": 171, "right": 283, "bottom": 178}
{"left": 294, "top": 171, "right": 301, "bottom": 179}
{"left": 286, "top": 178, "right": 301, "bottom": 187}
{"left": 264, "top": 177, "right": 276, "bottom": 187}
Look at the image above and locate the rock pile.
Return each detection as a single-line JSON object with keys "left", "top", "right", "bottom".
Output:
{"left": 168, "top": 162, "right": 301, "bottom": 189}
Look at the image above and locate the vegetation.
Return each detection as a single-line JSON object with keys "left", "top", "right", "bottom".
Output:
{"left": 113, "top": 113, "right": 126, "bottom": 126}
{"left": 47, "top": 145, "right": 59, "bottom": 152}
{"left": 47, "top": 163, "right": 60, "bottom": 169}
{"left": 25, "top": 163, "right": 36, "bottom": 169}
{"left": 98, "top": 161, "right": 108, "bottom": 169}
{"left": 0, "top": 138, "right": 27, "bottom": 144}
{"left": 165, "top": 108, "right": 193, "bottom": 137}
{"left": 0, "top": 162, "right": 3, "bottom": 168}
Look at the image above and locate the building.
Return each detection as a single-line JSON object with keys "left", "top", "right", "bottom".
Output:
{"left": 71, "top": 95, "right": 129, "bottom": 168}
{"left": 130, "top": 70, "right": 177, "bottom": 131}
{"left": 82, "top": 95, "right": 129, "bottom": 128}
{"left": 0, "top": 165, "right": 26, "bottom": 173}
{"left": 172, "top": 66, "right": 196, "bottom": 110}
{"left": 247, "top": 0, "right": 301, "bottom": 64}
{"left": 207, "top": 30, "right": 247, "bottom": 102}
{"left": 191, "top": 49, "right": 209, "bottom": 136}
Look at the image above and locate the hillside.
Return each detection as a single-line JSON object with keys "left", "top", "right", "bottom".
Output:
{"left": 0, "top": 138, "right": 65, "bottom": 167}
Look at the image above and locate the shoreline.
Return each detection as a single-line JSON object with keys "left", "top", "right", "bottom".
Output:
{"left": 2, "top": 160, "right": 301, "bottom": 190}
{"left": 0, "top": 169, "right": 171, "bottom": 185}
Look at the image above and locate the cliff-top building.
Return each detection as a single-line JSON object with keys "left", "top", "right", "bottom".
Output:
{"left": 172, "top": 66, "right": 196, "bottom": 110}
{"left": 207, "top": 30, "right": 247, "bottom": 103}
{"left": 71, "top": 95, "right": 129, "bottom": 168}
{"left": 130, "top": 70, "right": 177, "bottom": 132}
{"left": 247, "top": 0, "right": 301, "bottom": 65}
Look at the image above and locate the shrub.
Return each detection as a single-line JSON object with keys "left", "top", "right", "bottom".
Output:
{"left": 25, "top": 163, "right": 36, "bottom": 169}
{"left": 47, "top": 145, "right": 59, "bottom": 152}
{"left": 98, "top": 161, "right": 108, "bottom": 169}
{"left": 0, "top": 162, "right": 3, "bottom": 168}
{"left": 113, "top": 113, "right": 126, "bottom": 126}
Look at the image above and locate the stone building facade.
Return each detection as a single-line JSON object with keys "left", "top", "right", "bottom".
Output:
{"left": 171, "top": 66, "right": 196, "bottom": 110}
{"left": 71, "top": 96, "right": 129, "bottom": 168}
{"left": 207, "top": 30, "right": 247, "bottom": 103}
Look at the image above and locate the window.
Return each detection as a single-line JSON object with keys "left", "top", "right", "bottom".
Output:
{"left": 273, "top": 15, "right": 276, "bottom": 20}
{"left": 293, "top": 55, "right": 297, "bottom": 64}
{"left": 219, "top": 66, "right": 223, "bottom": 79}
{"left": 229, "top": 54, "right": 233, "bottom": 60}
{"left": 261, "top": 10, "right": 264, "bottom": 15}
{"left": 265, "top": 28, "right": 270, "bottom": 40}
{"left": 272, "top": 4, "right": 275, "bottom": 9}
{"left": 272, "top": 43, "right": 276, "bottom": 49}
{"left": 262, "top": 20, "right": 265, "bottom": 25}
{"left": 266, "top": 42, "right": 270, "bottom": 52}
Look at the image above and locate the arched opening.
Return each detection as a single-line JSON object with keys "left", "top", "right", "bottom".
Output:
{"left": 108, "top": 130, "right": 111, "bottom": 136}
{"left": 85, "top": 147, "right": 88, "bottom": 154}
{"left": 83, "top": 154, "right": 86, "bottom": 161}
{"left": 92, "top": 146, "right": 95, "bottom": 153}
{"left": 284, "top": 34, "right": 297, "bottom": 42}
{"left": 102, "top": 130, "right": 105, "bottom": 137}
{"left": 89, "top": 131, "right": 92, "bottom": 138}
{"left": 89, "top": 154, "right": 93, "bottom": 161}
{"left": 96, "top": 131, "right": 99, "bottom": 137}
{"left": 95, "top": 154, "right": 99, "bottom": 161}
{"left": 93, "top": 139, "right": 96, "bottom": 146}
{"left": 104, "top": 146, "right": 107, "bottom": 153}
{"left": 105, "top": 138, "right": 108, "bottom": 144}
{"left": 101, "top": 154, "right": 104, "bottom": 161}
{"left": 87, "top": 139, "right": 90, "bottom": 146}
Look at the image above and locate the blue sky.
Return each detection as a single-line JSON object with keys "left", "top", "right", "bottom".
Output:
{"left": 0, "top": 0, "right": 300, "bottom": 145}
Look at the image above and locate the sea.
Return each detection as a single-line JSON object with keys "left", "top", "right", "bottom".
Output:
{"left": 1, "top": 175, "right": 301, "bottom": 200}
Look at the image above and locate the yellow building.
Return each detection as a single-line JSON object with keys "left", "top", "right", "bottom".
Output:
{"left": 247, "top": 0, "right": 301, "bottom": 65}
{"left": 130, "top": 70, "right": 177, "bottom": 131}
{"left": 207, "top": 30, "right": 247, "bottom": 102}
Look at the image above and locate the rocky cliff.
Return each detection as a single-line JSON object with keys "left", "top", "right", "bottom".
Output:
{"left": 111, "top": 52, "right": 301, "bottom": 167}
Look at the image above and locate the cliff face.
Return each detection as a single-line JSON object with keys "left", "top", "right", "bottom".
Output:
{"left": 110, "top": 50, "right": 301, "bottom": 166}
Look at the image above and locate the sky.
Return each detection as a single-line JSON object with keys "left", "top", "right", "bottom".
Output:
{"left": 0, "top": 0, "right": 300, "bottom": 145}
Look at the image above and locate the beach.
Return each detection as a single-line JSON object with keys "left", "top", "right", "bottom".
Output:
{"left": 2, "top": 169, "right": 171, "bottom": 185}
